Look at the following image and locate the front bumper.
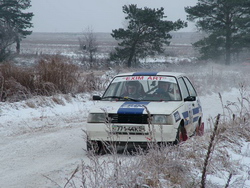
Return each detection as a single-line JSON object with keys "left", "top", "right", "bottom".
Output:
{"left": 86, "top": 123, "right": 178, "bottom": 143}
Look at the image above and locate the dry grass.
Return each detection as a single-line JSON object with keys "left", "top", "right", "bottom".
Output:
{"left": 35, "top": 55, "right": 79, "bottom": 95}
{"left": 0, "top": 63, "right": 33, "bottom": 102}
{"left": 0, "top": 55, "right": 107, "bottom": 102}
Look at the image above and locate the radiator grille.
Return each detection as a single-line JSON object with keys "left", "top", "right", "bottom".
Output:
{"left": 108, "top": 114, "right": 149, "bottom": 124}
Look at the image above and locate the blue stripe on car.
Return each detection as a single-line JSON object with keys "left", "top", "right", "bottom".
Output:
{"left": 182, "top": 111, "right": 189, "bottom": 126}
{"left": 182, "top": 111, "right": 188, "bottom": 118}
{"left": 117, "top": 101, "right": 150, "bottom": 114}
{"left": 182, "top": 110, "right": 200, "bottom": 125}
{"left": 193, "top": 107, "right": 200, "bottom": 115}
{"left": 193, "top": 116, "right": 199, "bottom": 123}
{"left": 133, "top": 72, "right": 158, "bottom": 76}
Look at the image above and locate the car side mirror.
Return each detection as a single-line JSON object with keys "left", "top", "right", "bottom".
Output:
{"left": 184, "top": 96, "right": 196, "bottom": 102}
{"left": 93, "top": 95, "right": 102, "bottom": 100}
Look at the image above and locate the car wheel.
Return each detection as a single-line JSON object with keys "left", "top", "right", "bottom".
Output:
{"left": 175, "top": 123, "right": 188, "bottom": 144}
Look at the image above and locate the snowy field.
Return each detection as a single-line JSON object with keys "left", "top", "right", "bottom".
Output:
{"left": 17, "top": 32, "right": 201, "bottom": 67}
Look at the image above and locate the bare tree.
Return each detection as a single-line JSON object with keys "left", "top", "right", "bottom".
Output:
{"left": 78, "top": 27, "right": 98, "bottom": 68}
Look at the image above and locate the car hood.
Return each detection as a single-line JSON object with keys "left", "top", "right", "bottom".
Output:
{"left": 89, "top": 101, "right": 184, "bottom": 115}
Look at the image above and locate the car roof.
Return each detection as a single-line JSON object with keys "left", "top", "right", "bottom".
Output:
{"left": 115, "top": 71, "right": 185, "bottom": 78}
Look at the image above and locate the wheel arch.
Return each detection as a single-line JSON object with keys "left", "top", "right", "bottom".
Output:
{"left": 180, "top": 119, "right": 185, "bottom": 127}
{"left": 198, "top": 116, "right": 202, "bottom": 126}
{"left": 174, "top": 119, "right": 187, "bottom": 144}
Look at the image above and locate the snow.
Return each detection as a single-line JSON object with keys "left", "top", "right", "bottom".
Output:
{"left": 201, "top": 88, "right": 241, "bottom": 127}
{"left": 0, "top": 83, "right": 250, "bottom": 187}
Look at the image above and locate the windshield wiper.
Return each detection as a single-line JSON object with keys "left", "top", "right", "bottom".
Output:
{"left": 102, "top": 96, "right": 124, "bottom": 100}
{"left": 102, "top": 96, "right": 139, "bottom": 102}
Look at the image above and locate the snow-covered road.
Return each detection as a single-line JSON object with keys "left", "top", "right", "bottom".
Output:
{"left": 0, "top": 122, "right": 87, "bottom": 188}
{"left": 0, "top": 94, "right": 93, "bottom": 187}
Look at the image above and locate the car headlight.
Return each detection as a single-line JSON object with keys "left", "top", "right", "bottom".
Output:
{"left": 87, "top": 113, "right": 106, "bottom": 123}
{"left": 151, "top": 115, "right": 173, "bottom": 125}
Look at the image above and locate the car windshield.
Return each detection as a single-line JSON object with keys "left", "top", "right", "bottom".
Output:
{"left": 102, "top": 75, "right": 182, "bottom": 101}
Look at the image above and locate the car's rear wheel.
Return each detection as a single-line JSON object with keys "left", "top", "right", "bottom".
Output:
{"left": 175, "top": 122, "right": 188, "bottom": 144}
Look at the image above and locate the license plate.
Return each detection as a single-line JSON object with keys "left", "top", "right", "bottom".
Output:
{"left": 112, "top": 125, "right": 146, "bottom": 134}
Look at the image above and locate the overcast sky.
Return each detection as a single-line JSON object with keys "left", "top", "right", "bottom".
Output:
{"left": 29, "top": 0, "right": 198, "bottom": 33}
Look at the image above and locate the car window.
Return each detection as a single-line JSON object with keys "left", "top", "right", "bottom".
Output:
{"left": 178, "top": 77, "right": 189, "bottom": 99}
{"left": 167, "top": 82, "right": 181, "bottom": 100}
{"left": 183, "top": 77, "right": 197, "bottom": 97}
{"left": 102, "top": 76, "right": 181, "bottom": 101}
{"left": 103, "top": 82, "right": 123, "bottom": 97}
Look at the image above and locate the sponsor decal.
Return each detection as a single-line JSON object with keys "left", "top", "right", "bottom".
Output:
{"left": 174, "top": 111, "right": 181, "bottom": 122}
{"left": 117, "top": 101, "right": 150, "bottom": 114}
{"left": 125, "top": 76, "right": 164, "bottom": 81}
{"left": 124, "top": 76, "right": 177, "bottom": 83}
{"left": 112, "top": 75, "right": 177, "bottom": 83}
{"left": 193, "top": 107, "right": 200, "bottom": 115}
{"left": 125, "top": 76, "right": 144, "bottom": 80}
{"left": 182, "top": 111, "right": 188, "bottom": 119}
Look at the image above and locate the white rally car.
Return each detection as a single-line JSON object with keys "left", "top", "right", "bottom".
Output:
{"left": 86, "top": 72, "right": 203, "bottom": 154}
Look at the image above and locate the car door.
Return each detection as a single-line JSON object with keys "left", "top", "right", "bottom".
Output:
{"left": 183, "top": 77, "right": 201, "bottom": 130}
{"left": 178, "top": 77, "right": 198, "bottom": 136}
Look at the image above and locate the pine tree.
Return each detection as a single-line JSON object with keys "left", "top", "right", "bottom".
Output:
{"left": 110, "top": 4, "right": 187, "bottom": 67}
{"left": 185, "top": 0, "right": 250, "bottom": 65}
{"left": 0, "top": 0, "right": 33, "bottom": 61}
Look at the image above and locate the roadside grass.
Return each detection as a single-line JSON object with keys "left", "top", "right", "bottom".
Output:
{"left": 0, "top": 55, "right": 110, "bottom": 102}
{"left": 58, "top": 115, "right": 249, "bottom": 187}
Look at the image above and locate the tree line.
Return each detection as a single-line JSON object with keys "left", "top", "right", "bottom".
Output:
{"left": 1, "top": 0, "right": 250, "bottom": 66}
